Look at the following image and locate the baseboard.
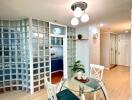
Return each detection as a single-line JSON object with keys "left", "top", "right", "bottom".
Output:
{"left": 105, "top": 64, "right": 117, "bottom": 70}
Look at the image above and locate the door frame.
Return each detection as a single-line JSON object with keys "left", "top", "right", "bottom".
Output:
{"left": 49, "top": 22, "right": 68, "bottom": 81}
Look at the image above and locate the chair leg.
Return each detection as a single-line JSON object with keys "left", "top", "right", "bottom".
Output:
{"left": 100, "top": 82, "right": 109, "bottom": 100}
{"left": 94, "top": 93, "right": 96, "bottom": 100}
{"left": 81, "top": 94, "right": 85, "bottom": 100}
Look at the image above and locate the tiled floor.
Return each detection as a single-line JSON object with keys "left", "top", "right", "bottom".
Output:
{"left": 0, "top": 66, "right": 130, "bottom": 100}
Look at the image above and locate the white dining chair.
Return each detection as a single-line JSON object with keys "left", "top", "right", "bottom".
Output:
{"left": 44, "top": 76, "right": 80, "bottom": 100}
{"left": 90, "top": 64, "right": 109, "bottom": 100}
{"left": 90, "top": 64, "right": 104, "bottom": 81}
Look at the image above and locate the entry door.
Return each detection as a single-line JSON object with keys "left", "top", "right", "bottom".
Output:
{"left": 110, "top": 34, "right": 117, "bottom": 65}
{"left": 117, "top": 33, "right": 131, "bottom": 66}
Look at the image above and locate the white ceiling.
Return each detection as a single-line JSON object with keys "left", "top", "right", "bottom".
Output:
{"left": 0, "top": 0, "right": 132, "bottom": 33}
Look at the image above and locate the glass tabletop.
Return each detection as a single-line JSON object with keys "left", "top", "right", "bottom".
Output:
{"left": 62, "top": 76, "right": 102, "bottom": 93}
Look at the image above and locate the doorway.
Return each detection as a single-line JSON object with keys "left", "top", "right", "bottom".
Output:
{"left": 110, "top": 33, "right": 131, "bottom": 67}
{"left": 50, "top": 36, "right": 64, "bottom": 83}
{"left": 49, "top": 23, "right": 67, "bottom": 84}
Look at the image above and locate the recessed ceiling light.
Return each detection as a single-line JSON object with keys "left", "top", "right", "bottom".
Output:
{"left": 125, "top": 30, "right": 128, "bottom": 33}
{"left": 100, "top": 23, "right": 104, "bottom": 27}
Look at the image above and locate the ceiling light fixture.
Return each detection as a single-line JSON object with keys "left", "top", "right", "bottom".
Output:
{"left": 71, "top": 1, "right": 89, "bottom": 26}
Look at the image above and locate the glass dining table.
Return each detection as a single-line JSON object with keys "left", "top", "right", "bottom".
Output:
{"left": 61, "top": 76, "right": 107, "bottom": 100}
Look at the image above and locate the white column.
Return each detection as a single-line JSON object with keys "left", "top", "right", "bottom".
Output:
{"left": 29, "top": 18, "right": 34, "bottom": 94}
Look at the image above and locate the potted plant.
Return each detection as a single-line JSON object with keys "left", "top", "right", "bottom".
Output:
{"left": 69, "top": 60, "right": 85, "bottom": 75}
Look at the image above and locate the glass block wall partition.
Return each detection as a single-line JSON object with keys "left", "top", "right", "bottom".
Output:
{"left": 0, "top": 19, "right": 29, "bottom": 93}
{"left": 67, "top": 27, "right": 76, "bottom": 78}
{"left": 0, "top": 19, "right": 76, "bottom": 94}
{"left": 0, "top": 19, "right": 51, "bottom": 94}
{"left": 31, "top": 19, "right": 50, "bottom": 93}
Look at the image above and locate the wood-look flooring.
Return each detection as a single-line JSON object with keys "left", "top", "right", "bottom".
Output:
{"left": 0, "top": 66, "right": 130, "bottom": 100}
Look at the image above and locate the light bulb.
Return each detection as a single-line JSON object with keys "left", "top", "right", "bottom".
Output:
{"left": 71, "top": 17, "right": 79, "bottom": 26}
{"left": 73, "top": 7, "right": 82, "bottom": 17}
{"left": 81, "top": 13, "right": 89, "bottom": 22}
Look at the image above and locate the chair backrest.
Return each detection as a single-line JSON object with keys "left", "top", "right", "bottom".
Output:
{"left": 44, "top": 76, "right": 57, "bottom": 100}
{"left": 90, "top": 64, "right": 104, "bottom": 80}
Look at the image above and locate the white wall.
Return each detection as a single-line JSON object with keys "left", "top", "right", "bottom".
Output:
{"left": 76, "top": 25, "right": 89, "bottom": 74}
{"left": 88, "top": 26, "right": 100, "bottom": 64}
{"left": 100, "top": 32, "right": 110, "bottom": 67}
{"left": 130, "top": 9, "right": 132, "bottom": 100}
{"left": 76, "top": 25, "right": 101, "bottom": 74}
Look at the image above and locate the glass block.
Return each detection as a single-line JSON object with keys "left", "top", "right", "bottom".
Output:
{"left": 11, "top": 33, "right": 15, "bottom": 38}
{"left": 17, "top": 57, "right": 21, "bottom": 62}
{"left": 0, "top": 58, "right": 2, "bottom": 64}
{"left": 39, "top": 51, "right": 44, "bottom": 56}
{"left": 46, "top": 67, "right": 49, "bottom": 71}
{"left": 40, "top": 80, "right": 44, "bottom": 84}
{"left": 40, "top": 63, "right": 44, "bottom": 67}
{"left": 45, "top": 56, "right": 49, "bottom": 61}
{"left": 4, "top": 57, "right": 9, "bottom": 62}
{"left": 33, "top": 57, "right": 38, "bottom": 62}
{"left": 12, "top": 69, "right": 16, "bottom": 74}
{"left": 4, "top": 69, "right": 10, "bottom": 74}
{"left": 33, "top": 50, "right": 38, "bottom": 57}
{"left": 4, "top": 45, "right": 9, "bottom": 50}
{"left": 45, "top": 62, "right": 49, "bottom": 66}
{"left": 40, "top": 68, "right": 44, "bottom": 73}
{"left": 18, "top": 69, "right": 21, "bottom": 73}
{"left": 0, "top": 39, "right": 1, "bottom": 45}
{"left": 34, "top": 75, "right": 38, "bottom": 80}
{"left": 34, "top": 81, "right": 38, "bottom": 86}
{"left": 12, "top": 75, "right": 16, "bottom": 79}
{"left": 38, "top": 27, "right": 43, "bottom": 33}
{"left": 0, "top": 70, "right": 3, "bottom": 75}
{"left": 11, "top": 64, "right": 16, "bottom": 68}
{"left": 11, "top": 46, "right": 16, "bottom": 50}
{"left": 12, "top": 80, "right": 16, "bottom": 85}
{"left": 3, "top": 33, "right": 9, "bottom": 38}
{"left": 40, "top": 85, "right": 44, "bottom": 89}
{"left": 11, "top": 57, "right": 15, "bottom": 62}
{"left": 4, "top": 39, "right": 9, "bottom": 45}
{"left": 0, "top": 82, "right": 3, "bottom": 87}
{"left": 18, "top": 75, "right": 22, "bottom": 79}
{"left": 5, "top": 75, "right": 10, "bottom": 80}
{"left": 39, "top": 57, "right": 44, "bottom": 62}
{"left": 4, "top": 51, "right": 9, "bottom": 56}
{"left": 33, "top": 70, "right": 38, "bottom": 74}
{"left": 33, "top": 63, "right": 38, "bottom": 68}
{"left": 3, "top": 28, "right": 9, "bottom": 32}
{"left": 32, "top": 19, "right": 38, "bottom": 26}
{"left": 11, "top": 39, "right": 15, "bottom": 45}
{"left": 4, "top": 64, "right": 9, "bottom": 68}
{"left": 11, "top": 51, "right": 15, "bottom": 56}
{"left": 18, "top": 80, "right": 22, "bottom": 85}
{"left": 34, "top": 87, "right": 39, "bottom": 92}
{"left": 5, "top": 87, "right": 11, "bottom": 91}
{"left": 39, "top": 45, "right": 44, "bottom": 50}
{"left": 0, "top": 76, "right": 3, "bottom": 81}
{"left": 0, "top": 51, "right": 2, "bottom": 56}
{"left": 39, "top": 39, "right": 44, "bottom": 44}
{"left": 45, "top": 49, "right": 49, "bottom": 55}
{"left": 40, "top": 74, "right": 44, "bottom": 78}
